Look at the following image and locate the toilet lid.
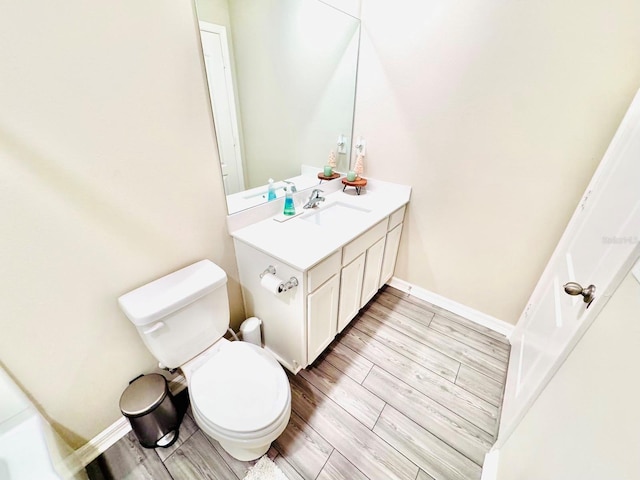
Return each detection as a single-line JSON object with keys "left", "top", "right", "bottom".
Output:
{"left": 190, "top": 342, "right": 289, "bottom": 433}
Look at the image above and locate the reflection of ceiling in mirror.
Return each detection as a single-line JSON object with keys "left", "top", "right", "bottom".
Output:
{"left": 195, "top": 0, "right": 360, "bottom": 214}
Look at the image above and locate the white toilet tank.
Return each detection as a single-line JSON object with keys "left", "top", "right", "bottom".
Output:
{"left": 118, "top": 260, "right": 230, "bottom": 369}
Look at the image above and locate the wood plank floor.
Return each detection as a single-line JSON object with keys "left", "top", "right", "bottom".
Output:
{"left": 87, "top": 286, "right": 510, "bottom": 480}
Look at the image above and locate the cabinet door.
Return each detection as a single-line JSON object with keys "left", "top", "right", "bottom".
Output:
{"left": 307, "top": 275, "right": 340, "bottom": 364}
{"left": 337, "top": 252, "right": 366, "bottom": 332}
{"left": 360, "top": 237, "right": 386, "bottom": 307}
{"left": 379, "top": 223, "right": 403, "bottom": 288}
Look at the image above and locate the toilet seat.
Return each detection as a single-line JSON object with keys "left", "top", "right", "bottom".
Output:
{"left": 189, "top": 342, "right": 290, "bottom": 438}
{"left": 191, "top": 395, "right": 290, "bottom": 443}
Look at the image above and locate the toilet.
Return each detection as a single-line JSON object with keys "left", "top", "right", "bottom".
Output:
{"left": 118, "top": 260, "right": 291, "bottom": 461}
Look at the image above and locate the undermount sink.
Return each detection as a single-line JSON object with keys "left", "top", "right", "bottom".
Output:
{"left": 301, "top": 201, "right": 371, "bottom": 226}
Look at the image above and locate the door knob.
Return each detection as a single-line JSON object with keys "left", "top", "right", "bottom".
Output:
{"left": 563, "top": 282, "right": 596, "bottom": 307}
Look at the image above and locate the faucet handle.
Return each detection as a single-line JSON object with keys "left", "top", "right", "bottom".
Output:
{"left": 303, "top": 188, "right": 326, "bottom": 209}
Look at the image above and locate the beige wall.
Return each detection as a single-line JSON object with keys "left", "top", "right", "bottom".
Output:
{"left": 355, "top": 0, "right": 640, "bottom": 323}
{"left": 0, "top": 0, "right": 243, "bottom": 448}
{"left": 496, "top": 267, "right": 640, "bottom": 479}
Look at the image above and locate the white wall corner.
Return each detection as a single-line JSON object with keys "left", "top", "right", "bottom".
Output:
{"left": 74, "top": 374, "right": 188, "bottom": 469}
{"left": 388, "top": 277, "right": 515, "bottom": 339}
{"left": 481, "top": 449, "right": 500, "bottom": 480}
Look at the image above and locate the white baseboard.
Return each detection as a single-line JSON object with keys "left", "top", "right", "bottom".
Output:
{"left": 480, "top": 449, "right": 500, "bottom": 480}
{"left": 388, "top": 277, "right": 514, "bottom": 339}
{"left": 75, "top": 416, "right": 131, "bottom": 468}
{"left": 74, "top": 374, "right": 188, "bottom": 469}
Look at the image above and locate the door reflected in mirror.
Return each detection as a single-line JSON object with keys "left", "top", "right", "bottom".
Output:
{"left": 195, "top": 0, "right": 360, "bottom": 214}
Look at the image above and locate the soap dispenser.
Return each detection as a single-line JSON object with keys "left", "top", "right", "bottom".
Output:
{"left": 283, "top": 186, "right": 296, "bottom": 216}
{"left": 267, "top": 178, "right": 276, "bottom": 201}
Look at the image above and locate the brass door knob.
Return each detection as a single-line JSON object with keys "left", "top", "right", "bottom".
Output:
{"left": 563, "top": 282, "right": 596, "bottom": 307}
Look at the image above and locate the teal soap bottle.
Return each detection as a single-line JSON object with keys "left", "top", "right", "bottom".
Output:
{"left": 283, "top": 186, "right": 296, "bottom": 215}
{"left": 267, "top": 178, "right": 276, "bottom": 201}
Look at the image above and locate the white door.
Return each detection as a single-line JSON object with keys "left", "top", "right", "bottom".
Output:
{"left": 497, "top": 89, "right": 640, "bottom": 447}
{"left": 199, "top": 22, "right": 245, "bottom": 194}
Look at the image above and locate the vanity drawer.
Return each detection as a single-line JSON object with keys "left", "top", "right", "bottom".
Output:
{"left": 342, "top": 220, "right": 387, "bottom": 266}
{"left": 308, "top": 250, "right": 341, "bottom": 292}
{"left": 388, "top": 206, "right": 406, "bottom": 231}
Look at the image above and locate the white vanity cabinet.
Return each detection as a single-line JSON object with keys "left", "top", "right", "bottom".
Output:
{"left": 337, "top": 252, "right": 365, "bottom": 332}
{"left": 379, "top": 206, "right": 406, "bottom": 287}
{"left": 233, "top": 207, "right": 406, "bottom": 372}
{"left": 231, "top": 184, "right": 409, "bottom": 373}
{"left": 361, "top": 236, "right": 386, "bottom": 306}
{"left": 337, "top": 219, "right": 388, "bottom": 332}
{"left": 307, "top": 276, "right": 340, "bottom": 361}
{"left": 233, "top": 240, "right": 308, "bottom": 373}
{"left": 306, "top": 252, "right": 341, "bottom": 363}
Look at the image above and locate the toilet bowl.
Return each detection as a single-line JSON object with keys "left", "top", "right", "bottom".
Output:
{"left": 182, "top": 340, "right": 290, "bottom": 460}
{"left": 118, "top": 260, "right": 291, "bottom": 460}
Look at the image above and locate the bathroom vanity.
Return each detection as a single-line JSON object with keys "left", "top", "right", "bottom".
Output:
{"left": 229, "top": 179, "right": 410, "bottom": 373}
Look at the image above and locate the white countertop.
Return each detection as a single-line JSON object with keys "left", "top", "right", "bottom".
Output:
{"left": 231, "top": 178, "right": 411, "bottom": 271}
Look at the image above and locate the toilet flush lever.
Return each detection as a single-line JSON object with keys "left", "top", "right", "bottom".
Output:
{"left": 143, "top": 321, "right": 165, "bottom": 335}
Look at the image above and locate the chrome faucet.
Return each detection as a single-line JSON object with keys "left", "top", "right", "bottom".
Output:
{"left": 283, "top": 180, "right": 297, "bottom": 193}
{"left": 303, "top": 189, "right": 325, "bottom": 209}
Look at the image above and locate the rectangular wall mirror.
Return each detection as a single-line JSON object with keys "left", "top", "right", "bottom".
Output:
{"left": 194, "top": 0, "right": 361, "bottom": 214}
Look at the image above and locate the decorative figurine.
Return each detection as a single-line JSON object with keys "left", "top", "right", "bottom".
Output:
{"left": 328, "top": 150, "right": 337, "bottom": 169}
{"left": 354, "top": 153, "right": 364, "bottom": 177}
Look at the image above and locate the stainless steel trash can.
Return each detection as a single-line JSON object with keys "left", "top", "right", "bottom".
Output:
{"left": 119, "top": 373, "right": 180, "bottom": 448}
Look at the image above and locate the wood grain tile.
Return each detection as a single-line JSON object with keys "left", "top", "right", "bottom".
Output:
{"left": 300, "top": 361, "right": 385, "bottom": 429}
{"left": 204, "top": 438, "right": 246, "bottom": 480}
{"left": 429, "top": 314, "right": 510, "bottom": 362}
{"left": 361, "top": 308, "right": 507, "bottom": 382}
{"left": 372, "top": 291, "right": 436, "bottom": 329}
{"left": 86, "top": 431, "right": 171, "bottom": 480}
{"left": 317, "top": 450, "right": 369, "bottom": 480}
{"left": 456, "top": 364, "right": 505, "bottom": 409}
{"left": 289, "top": 373, "right": 419, "bottom": 480}
{"left": 380, "top": 286, "right": 452, "bottom": 315}
{"left": 354, "top": 313, "right": 460, "bottom": 381}
{"left": 156, "top": 411, "right": 199, "bottom": 462}
{"left": 341, "top": 328, "right": 498, "bottom": 434}
{"left": 319, "top": 340, "right": 374, "bottom": 384}
{"left": 383, "top": 286, "right": 510, "bottom": 345}
{"left": 364, "top": 366, "right": 492, "bottom": 465}
{"left": 273, "top": 455, "right": 306, "bottom": 480}
{"left": 164, "top": 431, "right": 237, "bottom": 480}
{"left": 207, "top": 438, "right": 278, "bottom": 479}
{"left": 273, "top": 410, "right": 333, "bottom": 480}
{"left": 374, "top": 406, "right": 482, "bottom": 480}
{"left": 417, "top": 470, "right": 436, "bottom": 480}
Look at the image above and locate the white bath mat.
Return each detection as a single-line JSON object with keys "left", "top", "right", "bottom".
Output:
{"left": 243, "top": 455, "right": 289, "bottom": 480}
